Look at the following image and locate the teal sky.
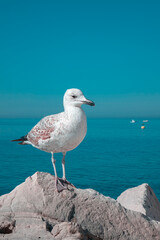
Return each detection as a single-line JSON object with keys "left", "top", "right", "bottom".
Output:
{"left": 0, "top": 0, "right": 160, "bottom": 118}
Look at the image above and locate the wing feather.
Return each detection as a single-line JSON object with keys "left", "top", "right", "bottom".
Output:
{"left": 27, "top": 115, "right": 60, "bottom": 146}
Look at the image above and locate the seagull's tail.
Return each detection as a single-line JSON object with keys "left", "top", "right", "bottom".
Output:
{"left": 12, "top": 135, "right": 28, "bottom": 145}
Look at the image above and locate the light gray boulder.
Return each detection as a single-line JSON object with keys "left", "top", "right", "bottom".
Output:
{"left": 0, "top": 172, "right": 160, "bottom": 240}
{"left": 51, "top": 222, "right": 87, "bottom": 240}
{"left": 117, "top": 183, "right": 160, "bottom": 221}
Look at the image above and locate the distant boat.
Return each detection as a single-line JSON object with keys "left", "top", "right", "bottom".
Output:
{"left": 143, "top": 120, "right": 149, "bottom": 123}
{"left": 130, "top": 120, "right": 136, "bottom": 123}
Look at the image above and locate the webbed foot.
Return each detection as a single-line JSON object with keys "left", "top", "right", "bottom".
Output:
{"left": 55, "top": 177, "right": 75, "bottom": 192}
{"left": 59, "top": 178, "right": 75, "bottom": 188}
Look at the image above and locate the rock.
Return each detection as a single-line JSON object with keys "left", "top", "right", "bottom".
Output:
{"left": 0, "top": 172, "right": 160, "bottom": 240}
{"left": 117, "top": 183, "right": 160, "bottom": 221}
{"left": 0, "top": 216, "right": 15, "bottom": 234}
{"left": 51, "top": 222, "right": 87, "bottom": 240}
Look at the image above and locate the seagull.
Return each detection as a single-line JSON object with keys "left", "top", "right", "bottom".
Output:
{"left": 12, "top": 88, "right": 95, "bottom": 192}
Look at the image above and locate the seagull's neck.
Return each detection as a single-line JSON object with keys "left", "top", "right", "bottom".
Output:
{"left": 64, "top": 105, "right": 85, "bottom": 119}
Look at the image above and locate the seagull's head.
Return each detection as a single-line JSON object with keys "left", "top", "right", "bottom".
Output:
{"left": 63, "top": 88, "right": 95, "bottom": 109}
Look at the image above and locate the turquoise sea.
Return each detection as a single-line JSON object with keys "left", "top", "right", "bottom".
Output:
{"left": 0, "top": 118, "right": 160, "bottom": 200}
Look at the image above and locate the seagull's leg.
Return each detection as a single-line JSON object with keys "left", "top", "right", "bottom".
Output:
{"left": 59, "top": 152, "right": 75, "bottom": 188}
{"left": 51, "top": 152, "right": 67, "bottom": 192}
{"left": 51, "top": 152, "right": 58, "bottom": 179}
{"left": 62, "top": 152, "right": 66, "bottom": 180}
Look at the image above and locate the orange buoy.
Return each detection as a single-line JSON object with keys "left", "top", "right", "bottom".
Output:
{"left": 141, "top": 125, "right": 145, "bottom": 129}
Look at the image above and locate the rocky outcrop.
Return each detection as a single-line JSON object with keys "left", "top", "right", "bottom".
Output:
{"left": 0, "top": 172, "right": 160, "bottom": 240}
{"left": 117, "top": 183, "right": 160, "bottom": 222}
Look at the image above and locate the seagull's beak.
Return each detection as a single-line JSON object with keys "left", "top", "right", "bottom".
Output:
{"left": 81, "top": 98, "right": 95, "bottom": 106}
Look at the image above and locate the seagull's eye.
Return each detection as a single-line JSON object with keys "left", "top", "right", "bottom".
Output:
{"left": 72, "top": 95, "right": 77, "bottom": 99}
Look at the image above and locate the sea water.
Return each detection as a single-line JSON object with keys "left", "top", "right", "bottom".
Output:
{"left": 0, "top": 118, "right": 160, "bottom": 200}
